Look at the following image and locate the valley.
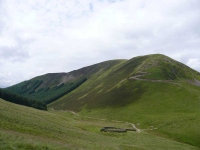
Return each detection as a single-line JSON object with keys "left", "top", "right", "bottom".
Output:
{"left": 0, "top": 99, "right": 199, "bottom": 150}
{"left": 1, "top": 54, "right": 200, "bottom": 149}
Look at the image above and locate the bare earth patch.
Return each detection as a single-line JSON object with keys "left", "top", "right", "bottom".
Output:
{"left": 188, "top": 79, "right": 200, "bottom": 87}
{"left": 129, "top": 74, "right": 180, "bottom": 85}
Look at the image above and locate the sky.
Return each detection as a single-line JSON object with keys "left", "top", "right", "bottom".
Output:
{"left": 0, "top": 0, "right": 200, "bottom": 87}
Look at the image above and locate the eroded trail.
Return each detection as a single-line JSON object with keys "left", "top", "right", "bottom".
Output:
{"left": 54, "top": 109, "right": 159, "bottom": 132}
{"left": 129, "top": 74, "right": 180, "bottom": 85}
{"left": 130, "top": 123, "right": 140, "bottom": 132}
{"left": 67, "top": 111, "right": 141, "bottom": 132}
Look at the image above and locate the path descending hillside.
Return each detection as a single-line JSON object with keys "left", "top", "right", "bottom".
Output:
{"left": 49, "top": 54, "right": 200, "bottom": 148}
{"left": 49, "top": 54, "right": 200, "bottom": 111}
{"left": 0, "top": 98, "right": 199, "bottom": 150}
{"left": 4, "top": 54, "right": 200, "bottom": 148}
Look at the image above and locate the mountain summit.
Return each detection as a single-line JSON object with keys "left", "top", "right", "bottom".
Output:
{"left": 3, "top": 54, "right": 200, "bottom": 147}
{"left": 6, "top": 54, "right": 200, "bottom": 107}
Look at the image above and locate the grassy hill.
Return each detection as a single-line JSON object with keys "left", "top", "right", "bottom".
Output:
{"left": 4, "top": 54, "right": 200, "bottom": 148}
{"left": 0, "top": 98, "right": 199, "bottom": 150}
{"left": 49, "top": 54, "right": 200, "bottom": 110}
{"left": 6, "top": 60, "right": 124, "bottom": 104}
{"left": 7, "top": 54, "right": 200, "bottom": 106}
{"left": 48, "top": 54, "right": 200, "bottom": 147}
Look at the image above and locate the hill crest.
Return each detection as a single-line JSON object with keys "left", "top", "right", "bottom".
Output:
{"left": 3, "top": 53, "right": 200, "bottom": 148}
{"left": 5, "top": 54, "right": 200, "bottom": 105}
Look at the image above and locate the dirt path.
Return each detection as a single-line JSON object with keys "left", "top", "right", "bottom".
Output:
{"left": 67, "top": 111, "right": 141, "bottom": 132}
{"left": 54, "top": 109, "right": 159, "bottom": 132}
{"left": 69, "top": 111, "right": 80, "bottom": 116}
{"left": 129, "top": 123, "right": 140, "bottom": 132}
{"left": 129, "top": 74, "right": 180, "bottom": 85}
{"left": 188, "top": 79, "right": 200, "bottom": 87}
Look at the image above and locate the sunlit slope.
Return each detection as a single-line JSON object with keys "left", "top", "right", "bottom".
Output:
{"left": 49, "top": 54, "right": 200, "bottom": 147}
{"left": 49, "top": 54, "right": 200, "bottom": 111}
{"left": 0, "top": 99, "right": 199, "bottom": 150}
{"left": 6, "top": 60, "right": 125, "bottom": 104}
{"left": 7, "top": 54, "right": 200, "bottom": 106}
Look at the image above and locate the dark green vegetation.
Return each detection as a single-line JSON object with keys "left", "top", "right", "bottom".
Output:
{"left": 2, "top": 54, "right": 200, "bottom": 149}
{"left": 0, "top": 88, "right": 46, "bottom": 110}
{"left": 6, "top": 77, "right": 87, "bottom": 105}
{"left": 5, "top": 60, "right": 123, "bottom": 105}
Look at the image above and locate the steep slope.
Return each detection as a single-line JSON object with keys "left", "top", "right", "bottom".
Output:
{"left": 48, "top": 54, "right": 200, "bottom": 147}
{"left": 6, "top": 60, "right": 125, "bottom": 104}
{"left": 0, "top": 98, "right": 199, "bottom": 150}
{"left": 5, "top": 54, "right": 200, "bottom": 147}
{"left": 49, "top": 54, "right": 200, "bottom": 110}
{"left": 7, "top": 54, "right": 200, "bottom": 106}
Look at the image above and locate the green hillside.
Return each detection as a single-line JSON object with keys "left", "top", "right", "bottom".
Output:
{"left": 6, "top": 60, "right": 124, "bottom": 104}
{"left": 48, "top": 54, "right": 200, "bottom": 147}
{"left": 4, "top": 54, "right": 200, "bottom": 148}
{"left": 0, "top": 98, "right": 199, "bottom": 150}
{"left": 49, "top": 54, "right": 200, "bottom": 111}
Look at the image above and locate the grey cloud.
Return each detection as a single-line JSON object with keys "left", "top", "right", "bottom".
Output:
{"left": 0, "top": 0, "right": 200, "bottom": 88}
{"left": 0, "top": 0, "right": 2, "bottom": 8}
{"left": 123, "top": 6, "right": 200, "bottom": 60}
{"left": 0, "top": 32, "right": 33, "bottom": 62}
{"left": 0, "top": 46, "right": 29, "bottom": 62}
{"left": 0, "top": 0, "right": 4, "bottom": 34}
{"left": 0, "top": 35, "right": 30, "bottom": 62}
{"left": 0, "top": 78, "right": 11, "bottom": 88}
{"left": 0, "top": 21, "right": 3, "bottom": 34}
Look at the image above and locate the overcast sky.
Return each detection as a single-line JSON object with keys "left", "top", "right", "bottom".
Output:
{"left": 0, "top": 0, "right": 200, "bottom": 87}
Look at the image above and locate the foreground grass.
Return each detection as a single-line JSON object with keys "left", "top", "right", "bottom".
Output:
{"left": 50, "top": 71, "right": 200, "bottom": 148}
{"left": 0, "top": 99, "right": 199, "bottom": 150}
{"left": 77, "top": 80, "right": 200, "bottom": 148}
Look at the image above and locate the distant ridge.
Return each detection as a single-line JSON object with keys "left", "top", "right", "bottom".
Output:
{"left": 3, "top": 54, "right": 200, "bottom": 147}
{"left": 5, "top": 54, "right": 200, "bottom": 106}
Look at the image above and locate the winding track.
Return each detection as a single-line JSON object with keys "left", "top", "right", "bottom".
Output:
{"left": 130, "top": 123, "right": 140, "bottom": 132}
{"left": 52, "top": 109, "right": 158, "bottom": 132}
{"left": 67, "top": 111, "right": 141, "bottom": 132}
{"left": 53, "top": 73, "right": 172, "bottom": 132}
{"left": 129, "top": 74, "right": 180, "bottom": 85}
